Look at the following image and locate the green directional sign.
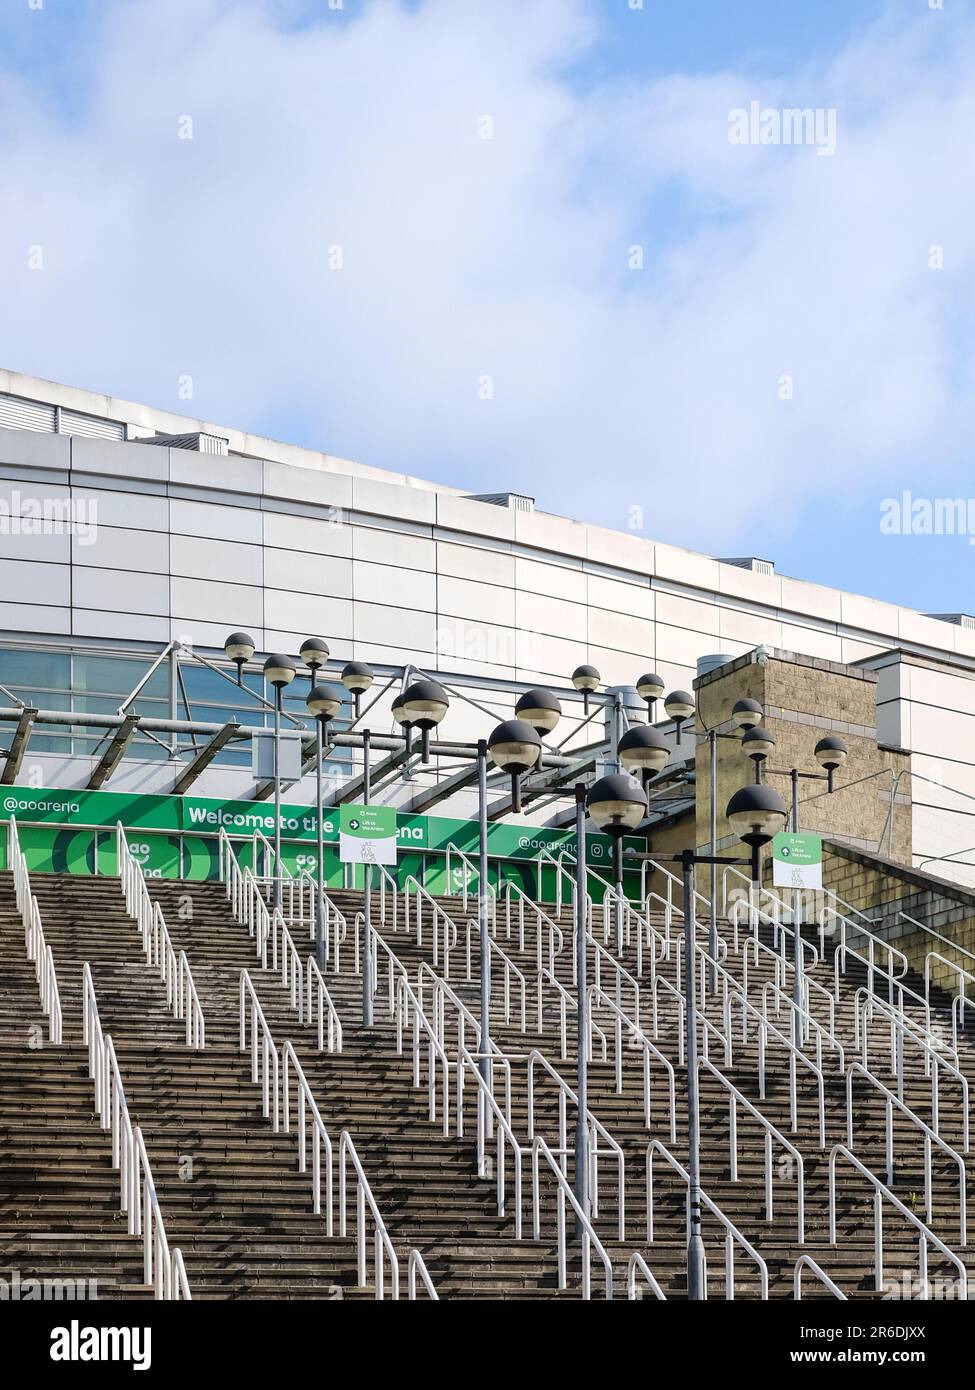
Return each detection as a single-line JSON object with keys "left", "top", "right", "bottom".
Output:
{"left": 771, "top": 831, "right": 823, "bottom": 890}
{"left": 339, "top": 803, "right": 398, "bottom": 865}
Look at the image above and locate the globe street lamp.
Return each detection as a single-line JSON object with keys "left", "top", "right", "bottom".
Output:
{"left": 815, "top": 736, "right": 848, "bottom": 794}
{"left": 572, "top": 664, "right": 601, "bottom": 715}
{"left": 587, "top": 773, "right": 648, "bottom": 955}
{"left": 299, "top": 638, "right": 330, "bottom": 689}
{"left": 664, "top": 690, "right": 695, "bottom": 746}
{"left": 618, "top": 725, "right": 670, "bottom": 789}
{"left": 306, "top": 682, "right": 343, "bottom": 970}
{"left": 400, "top": 680, "right": 449, "bottom": 764}
{"left": 264, "top": 653, "right": 296, "bottom": 911}
{"left": 392, "top": 691, "right": 411, "bottom": 755}
{"left": 742, "top": 725, "right": 775, "bottom": 782}
{"left": 732, "top": 698, "right": 764, "bottom": 730}
{"left": 636, "top": 672, "right": 665, "bottom": 721}
{"left": 488, "top": 719, "right": 541, "bottom": 815}
{"left": 515, "top": 687, "right": 560, "bottom": 772}
{"left": 224, "top": 631, "right": 255, "bottom": 686}
{"left": 341, "top": 661, "right": 374, "bottom": 719}
{"left": 726, "top": 782, "right": 789, "bottom": 891}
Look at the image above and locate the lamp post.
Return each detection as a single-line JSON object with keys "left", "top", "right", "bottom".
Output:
{"left": 361, "top": 726, "right": 373, "bottom": 1026}
{"left": 399, "top": 680, "right": 449, "bottom": 763}
{"left": 263, "top": 654, "right": 296, "bottom": 911}
{"left": 618, "top": 725, "right": 671, "bottom": 790}
{"left": 515, "top": 687, "right": 560, "bottom": 773}
{"left": 742, "top": 725, "right": 776, "bottom": 783}
{"left": 636, "top": 672, "right": 665, "bottom": 722}
{"left": 586, "top": 774, "right": 648, "bottom": 987}
{"left": 299, "top": 638, "right": 330, "bottom": 688}
{"left": 571, "top": 665, "right": 601, "bottom": 715}
{"left": 341, "top": 661, "right": 374, "bottom": 719}
{"left": 664, "top": 690, "right": 695, "bottom": 746}
{"left": 751, "top": 735, "right": 848, "bottom": 1045}
{"left": 306, "top": 681, "right": 343, "bottom": 971}
{"left": 484, "top": 721, "right": 541, "bottom": 1085}
{"left": 224, "top": 632, "right": 255, "bottom": 686}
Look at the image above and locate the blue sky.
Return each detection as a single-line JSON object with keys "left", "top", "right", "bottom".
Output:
{"left": 0, "top": 0, "right": 972, "bottom": 615}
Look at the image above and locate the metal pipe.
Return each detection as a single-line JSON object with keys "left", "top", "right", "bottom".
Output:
{"left": 477, "top": 739, "right": 491, "bottom": 1089}
{"left": 316, "top": 716, "right": 326, "bottom": 972}
{"left": 273, "top": 687, "right": 283, "bottom": 913}
{"left": 792, "top": 767, "right": 802, "bottom": 1048}
{"left": 708, "top": 727, "right": 718, "bottom": 989}
{"left": 682, "top": 847, "right": 706, "bottom": 1299}
{"left": 362, "top": 729, "right": 373, "bottom": 1028}
{"left": 574, "top": 785, "right": 590, "bottom": 1235}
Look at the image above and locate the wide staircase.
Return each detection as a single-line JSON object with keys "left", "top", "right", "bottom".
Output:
{"left": 2, "top": 842, "right": 973, "bottom": 1300}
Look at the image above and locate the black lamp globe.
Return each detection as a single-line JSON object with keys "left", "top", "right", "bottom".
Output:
{"left": 306, "top": 682, "right": 343, "bottom": 722}
{"left": 400, "top": 679, "right": 449, "bottom": 764}
{"left": 299, "top": 637, "right": 330, "bottom": 673}
{"left": 488, "top": 718, "right": 542, "bottom": 813}
{"left": 514, "top": 687, "right": 561, "bottom": 736}
{"left": 732, "top": 698, "right": 764, "bottom": 730}
{"left": 586, "top": 773, "right": 648, "bottom": 835}
{"left": 341, "top": 660, "right": 374, "bottom": 716}
{"left": 815, "top": 735, "right": 848, "bottom": 792}
{"left": 264, "top": 654, "right": 296, "bottom": 689}
{"left": 664, "top": 690, "right": 695, "bottom": 746}
{"left": 726, "top": 784, "right": 788, "bottom": 884}
{"left": 571, "top": 664, "right": 601, "bottom": 714}
{"left": 742, "top": 725, "right": 775, "bottom": 780}
{"left": 636, "top": 672, "right": 665, "bottom": 717}
{"left": 224, "top": 631, "right": 256, "bottom": 685}
{"left": 618, "top": 725, "right": 670, "bottom": 786}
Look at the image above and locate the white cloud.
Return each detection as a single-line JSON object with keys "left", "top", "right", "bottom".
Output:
{"left": 0, "top": 0, "right": 973, "bottom": 556}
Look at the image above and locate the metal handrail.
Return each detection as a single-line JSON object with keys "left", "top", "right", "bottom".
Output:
{"left": 855, "top": 993, "right": 969, "bottom": 1152}
{"left": 459, "top": 1045, "right": 524, "bottom": 1236}
{"left": 646, "top": 1140, "right": 769, "bottom": 1299}
{"left": 532, "top": 1136, "right": 614, "bottom": 1300}
{"left": 8, "top": 818, "right": 62, "bottom": 1042}
{"left": 586, "top": 984, "right": 677, "bottom": 1143}
{"left": 627, "top": 1251, "right": 667, "bottom": 1300}
{"left": 587, "top": 931, "right": 641, "bottom": 1027}
{"left": 281, "top": 1041, "right": 334, "bottom": 1233}
{"left": 760, "top": 980, "right": 845, "bottom": 1074}
{"left": 502, "top": 880, "right": 564, "bottom": 974}
{"left": 536, "top": 847, "right": 592, "bottom": 927}
{"left": 526, "top": 1048, "right": 626, "bottom": 1239}
{"left": 238, "top": 970, "right": 279, "bottom": 1131}
{"left": 82, "top": 966, "right": 186, "bottom": 1299}
{"left": 794, "top": 1255, "right": 847, "bottom": 1300}
{"left": 305, "top": 956, "right": 343, "bottom": 1052}
{"left": 339, "top": 1130, "right": 400, "bottom": 1299}
{"left": 828, "top": 1145, "right": 968, "bottom": 1299}
{"left": 403, "top": 874, "right": 458, "bottom": 969}
{"left": 845, "top": 1061, "right": 966, "bottom": 1243}
{"left": 903, "top": 910, "right": 975, "bottom": 967}
{"left": 463, "top": 919, "right": 526, "bottom": 1030}
{"left": 699, "top": 1056, "right": 805, "bottom": 1241}
{"left": 444, "top": 841, "right": 496, "bottom": 921}
{"left": 269, "top": 906, "right": 305, "bottom": 1023}
{"left": 925, "top": 951, "right": 975, "bottom": 1051}
{"left": 726, "top": 985, "right": 826, "bottom": 1145}
{"left": 117, "top": 824, "right": 205, "bottom": 1048}
{"left": 407, "top": 1249, "right": 439, "bottom": 1300}
{"left": 534, "top": 967, "right": 608, "bottom": 1063}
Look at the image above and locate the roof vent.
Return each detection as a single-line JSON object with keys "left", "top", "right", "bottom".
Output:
{"left": 140, "top": 431, "right": 229, "bottom": 456}
{"left": 465, "top": 491, "right": 535, "bottom": 513}
{"left": 718, "top": 556, "right": 775, "bottom": 576}
{"left": 926, "top": 613, "right": 975, "bottom": 630}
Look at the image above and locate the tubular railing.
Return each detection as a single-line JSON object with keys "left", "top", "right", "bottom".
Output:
{"left": 531, "top": 1136, "right": 614, "bottom": 1300}
{"left": 855, "top": 993, "right": 969, "bottom": 1151}
{"left": 463, "top": 920, "right": 526, "bottom": 1031}
{"left": 588, "top": 932, "right": 641, "bottom": 1027}
{"left": 925, "top": 950, "right": 975, "bottom": 1051}
{"left": 726, "top": 985, "right": 826, "bottom": 1146}
{"left": 536, "top": 848, "right": 592, "bottom": 928}
{"left": 444, "top": 842, "right": 497, "bottom": 923}
{"left": 407, "top": 1249, "right": 439, "bottom": 1300}
{"left": 760, "top": 980, "right": 845, "bottom": 1075}
{"left": 699, "top": 1056, "right": 805, "bottom": 1241}
{"left": 117, "top": 824, "right": 205, "bottom": 1049}
{"left": 403, "top": 874, "right": 457, "bottom": 970}
{"left": 8, "top": 818, "right": 62, "bottom": 1043}
{"left": 459, "top": 1045, "right": 524, "bottom": 1236}
{"left": 281, "top": 1041, "right": 334, "bottom": 1232}
{"left": 306, "top": 956, "right": 343, "bottom": 1052}
{"left": 627, "top": 1251, "right": 667, "bottom": 1300}
{"left": 828, "top": 1145, "right": 968, "bottom": 1299}
{"left": 239, "top": 970, "right": 279, "bottom": 1131}
{"left": 526, "top": 1049, "right": 626, "bottom": 1239}
{"left": 534, "top": 967, "right": 608, "bottom": 1063}
{"left": 82, "top": 966, "right": 188, "bottom": 1299}
{"left": 646, "top": 1140, "right": 769, "bottom": 1300}
{"left": 793, "top": 1255, "right": 847, "bottom": 1300}
{"left": 502, "top": 881, "right": 563, "bottom": 974}
{"left": 845, "top": 1060, "right": 966, "bottom": 1243}
{"left": 339, "top": 1130, "right": 400, "bottom": 1299}
{"left": 587, "top": 985, "right": 677, "bottom": 1143}
{"left": 296, "top": 867, "right": 349, "bottom": 968}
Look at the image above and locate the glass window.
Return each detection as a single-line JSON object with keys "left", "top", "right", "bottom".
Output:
{"left": 72, "top": 654, "right": 169, "bottom": 698}
{"left": 0, "top": 649, "right": 70, "bottom": 694}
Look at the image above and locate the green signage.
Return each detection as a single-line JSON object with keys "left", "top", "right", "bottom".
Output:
{"left": 339, "top": 804, "right": 398, "bottom": 865}
{"left": 771, "top": 831, "right": 823, "bottom": 890}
